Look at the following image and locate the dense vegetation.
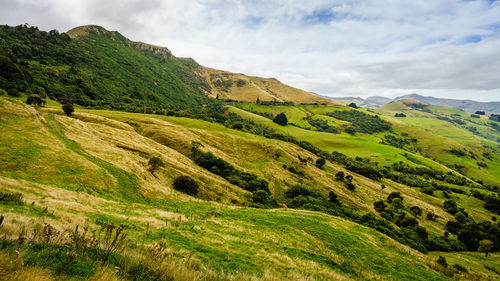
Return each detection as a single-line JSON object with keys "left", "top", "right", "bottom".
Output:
{"left": 326, "top": 110, "right": 391, "bottom": 134}
{"left": 0, "top": 24, "right": 212, "bottom": 108}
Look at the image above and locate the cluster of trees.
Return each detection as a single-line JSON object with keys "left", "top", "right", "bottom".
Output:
{"left": 380, "top": 134, "right": 412, "bottom": 150}
{"left": 326, "top": 110, "right": 391, "bottom": 134}
{"left": 303, "top": 116, "right": 340, "bottom": 134}
{"left": 394, "top": 113, "right": 406, "bottom": 117}
{"left": 490, "top": 114, "right": 500, "bottom": 122}
{"left": 373, "top": 193, "right": 465, "bottom": 252}
{"left": 389, "top": 162, "right": 470, "bottom": 187}
{"left": 442, "top": 199, "right": 499, "bottom": 253}
{"left": 191, "top": 143, "right": 275, "bottom": 208}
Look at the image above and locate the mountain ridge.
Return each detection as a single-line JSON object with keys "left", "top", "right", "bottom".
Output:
{"left": 327, "top": 94, "right": 500, "bottom": 114}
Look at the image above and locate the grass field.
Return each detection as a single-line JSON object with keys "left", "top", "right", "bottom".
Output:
{"left": 0, "top": 96, "right": 498, "bottom": 280}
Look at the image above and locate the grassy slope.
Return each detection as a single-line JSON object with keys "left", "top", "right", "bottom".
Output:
{"left": 197, "top": 67, "right": 336, "bottom": 105}
{"left": 229, "top": 101, "right": 500, "bottom": 186}
{"left": 0, "top": 97, "right": 476, "bottom": 280}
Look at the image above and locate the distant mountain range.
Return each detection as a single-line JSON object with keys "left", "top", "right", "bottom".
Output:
{"left": 328, "top": 94, "right": 500, "bottom": 114}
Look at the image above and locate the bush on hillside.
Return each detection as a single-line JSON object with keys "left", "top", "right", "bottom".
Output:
{"left": 148, "top": 156, "right": 165, "bottom": 174}
{"left": 0, "top": 191, "right": 24, "bottom": 205}
{"left": 315, "top": 158, "right": 326, "bottom": 168}
{"left": 395, "top": 113, "right": 406, "bottom": 117}
{"left": 252, "top": 190, "right": 277, "bottom": 209}
{"left": 62, "top": 103, "right": 74, "bottom": 116}
{"left": 173, "top": 175, "right": 199, "bottom": 196}
{"left": 443, "top": 200, "right": 458, "bottom": 215}
{"left": 273, "top": 112, "right": 288, "bottom": 126}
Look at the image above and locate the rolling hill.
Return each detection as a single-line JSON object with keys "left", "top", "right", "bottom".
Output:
{"left": 0, "top": 24, "right": 499, "bottom": 281}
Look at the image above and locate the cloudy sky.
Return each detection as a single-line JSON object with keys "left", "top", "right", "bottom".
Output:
{"left": 2, "top": 0, "right": 500, "bottom": 101}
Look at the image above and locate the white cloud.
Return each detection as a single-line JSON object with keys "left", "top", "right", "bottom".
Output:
{"left": 1, "top": 0, "right": 500, "bottom": 101}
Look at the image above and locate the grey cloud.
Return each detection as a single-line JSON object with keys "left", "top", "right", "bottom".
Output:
{"left": 1, "top": 0, "right": 500, "bottom": 101}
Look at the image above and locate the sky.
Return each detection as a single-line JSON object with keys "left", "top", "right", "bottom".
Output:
{"left": 2, "top": 0, "right": 500, "bottom": 102}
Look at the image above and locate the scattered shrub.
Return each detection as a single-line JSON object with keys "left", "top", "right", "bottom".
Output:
{"left": 273, "top": 112, "right": 288, "bottom": 126}
{"left": 335, "top": 171, "right": 345, "bottom": 181}
{"left": 395, "top": 113, "right": 406, "bottom": 117}
{"left": 315, "top": 158, "right": 326, "bottom": 168}
{"left": 329, "top": 191, "right": 339, "bottom": 204}
{"left": 409, "top": 206, "right": 422, "bottom": 217}
{"left": 437, "top": 256, "right": 448, "bottom": 267}
{"left": 443, "top": 200, "right": 458, "bottom": 215}
{"left": 173, "top": 175, "right": 199, "bottom": 196}
{"left": 62, "top": 103, "right": 74, "bottom": 116}
{"left": 252, "top": 190, "right": 277, "bottom": 209}
{"left": 0, "top": 191, "right": 24, "bottom": 205}
{"left": 148, "top": 156, "right": 165, "bottom": 174}
{"left": 387, "top": 192, "right": 403, "bottom": 203}
{"left": 345, "top": 181, "right": 356, "bottom": 191}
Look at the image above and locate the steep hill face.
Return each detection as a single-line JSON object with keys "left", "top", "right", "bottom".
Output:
{"left": 0, "top": 24, "right": 332, "bottom": 109}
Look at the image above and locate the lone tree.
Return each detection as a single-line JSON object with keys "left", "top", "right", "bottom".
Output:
{"left": 478, "top": 239, "right": 494, "bottom": 257}
{"left": 148, "top": 156, "right": 165, "bottom": 174}
{"left": 256, "top": 97, "right": 260, "bottom": 104}
{"left": 173, "top": 175, "right": 199, "bottom": 196}
{"left": 335, "top": 171, "right": 345, "bottom": 181}
{"left": 348, "top": 102, "right": 358, "bottom": 109}
{"left": 315, "top": 158, "right": 326, "bottom": 168}
{"left": 62, "top": 103, "right": 74, "bottom": 116}
{"left": 273, "top": 112, "right": 288, "bottom": 126}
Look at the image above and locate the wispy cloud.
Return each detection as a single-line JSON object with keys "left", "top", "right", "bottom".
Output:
{"left": 1, "top": 0, "right": 500, "bottom": 101}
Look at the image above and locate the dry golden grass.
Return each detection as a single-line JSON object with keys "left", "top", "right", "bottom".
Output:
{"left": 197, "top": 67, "right": 338, "bottom": 105}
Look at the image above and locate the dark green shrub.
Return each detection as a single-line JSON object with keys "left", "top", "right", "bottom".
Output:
{"left": 26, "top": 95, "right": 45, "bottom": 106}
{"left": 410, "top": 206, "right": 422, "bottom": 216}
{"left": 0, "top": 89, "right": 6, "bottom": 95}
{"left": 374, "top": 200, "right": 387, "bottom": 212}
{"left": 484, "top": 195, "right": 500, "bottom": 214}
{"left": 329, "top": 191, "right": 339, "bottom": 204}
{"left": 62, "top": 103, "right": 74, "bottom": 116}
{"left": 437, "top": 256, "right": 448, "bottom": 267}
{"left": 348, "top": 102, "right": 358, "bottom": 109}
{"left": 0, "top": 191, "right": 24, "bottom": 205}
{"left": 273, "top": 112, "right": 288, "bottom": 126}
{"left": 335, "top": 171, "right": 345, "bottom": 181}
{"left": 315, "top": 158, "right": 326, "bottom": 168}
{"left": 443, "top": 199, "right": 458, "bottom": 215}
{"left": 252, "top": 190, "right": 276, "bottom": 208}
{"left": 426, "top": 212, "right": 438, "bottom": 220}
{"left": 452, "top": 264, "right": 468, "bottom": 273}
{"left": 173, "top": 175, "right": 199, "bottom": 196}
{"left": 445, "top": 221, "right": 461, "bottom": 234}
{"left": 148, "top": 156, "right": 165, "bottom": 174}
{"left": 395, "top": 113, "right": 406, "bottom": 117}
{"left": 345, "top": 182, "right": 355, "bottom": 191}
{"left": 396, "top": 214, "right": 418, "bottom": 228}
{"left": 387, "top": 192, "right": 403, "bottom": 203}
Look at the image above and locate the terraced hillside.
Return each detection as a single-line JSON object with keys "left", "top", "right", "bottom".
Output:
{"left": 0, "top": 95, "right": 499, "bottom": 280}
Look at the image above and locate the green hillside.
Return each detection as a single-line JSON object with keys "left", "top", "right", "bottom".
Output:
{"left": 0, "top": 24, "right": 499, "bottom": 281}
